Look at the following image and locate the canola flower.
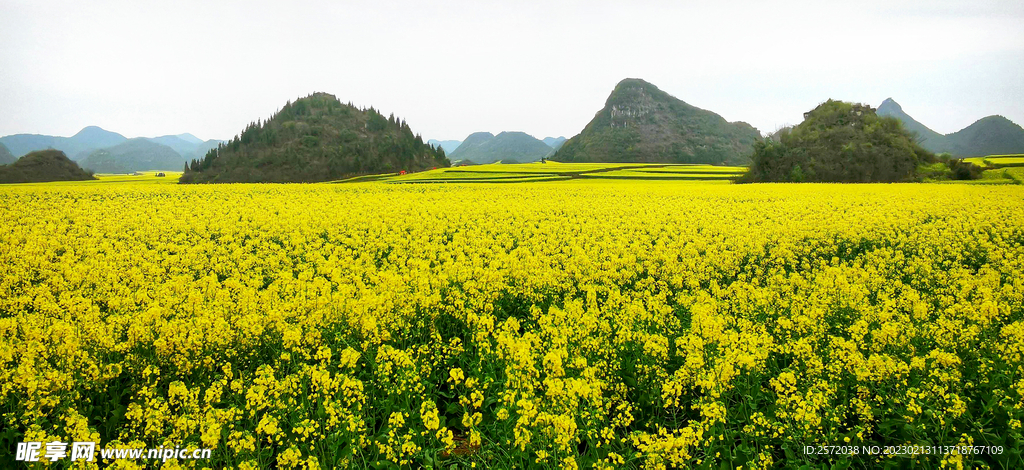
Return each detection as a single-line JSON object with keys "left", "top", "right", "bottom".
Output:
{"left": 0, "top": 181, "right": 1022, "bottom": 469}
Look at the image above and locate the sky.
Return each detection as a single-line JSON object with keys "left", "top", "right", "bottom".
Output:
{"left": 1, "top": 0, "right": 1022, "bottom": 142}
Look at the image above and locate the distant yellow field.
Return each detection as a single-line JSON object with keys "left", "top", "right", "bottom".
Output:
{"left": 9, "top": 171, "right": 185, "bottom": 186}
{"left": 95, "top": 171, "right": 182, "bottom": 182}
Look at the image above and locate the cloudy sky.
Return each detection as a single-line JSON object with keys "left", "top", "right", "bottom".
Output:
{"left": 1, "top": 0, "right": 1022, "bottom": 142}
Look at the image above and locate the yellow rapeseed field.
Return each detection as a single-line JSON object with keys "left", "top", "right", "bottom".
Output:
{"left": 1, "top": 181, "right": 1023, "bottom": 469}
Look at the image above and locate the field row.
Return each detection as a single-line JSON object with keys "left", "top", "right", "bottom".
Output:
{"left": 964, "top": 154, "right": 1024, "bottom": 168}
{"left": 343, "top": 162, "right": 750, "bottom": 184}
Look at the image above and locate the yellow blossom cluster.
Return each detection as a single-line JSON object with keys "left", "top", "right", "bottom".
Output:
{"left": 0, "top": 181, "right": 1022, "bottom": 468}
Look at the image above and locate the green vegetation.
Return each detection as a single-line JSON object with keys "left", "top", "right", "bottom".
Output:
{"left": 1006, "top": 167, "right": 1024, "bottom": 184}
{"left": 448, "top": 131, "right": 554, "bottom": 164}
{"left": 80, "top": 138, "right": 185, "bottom": 173}
{"left": 553, "top": 78, "right": 760, "bottom": 165}
{"left": 0, "top": 149, "right": 96, "bottom": 183}
{"left": 180, "top": 93, "right": 449, "bottom": 183}
{"left": 974, "top": 166, "right": 1024, "bottom": 185}
{"left": 743, "top": 100, "right": 946, "bottom": 183}
{"left": 878, "top": 98, "right": 1024, "bottom": 156}
{"left": 0, "top": 142, "right": 14, "bottom": 165}
{"left": 767, "top": 126, "right": 792, "bottom": 142}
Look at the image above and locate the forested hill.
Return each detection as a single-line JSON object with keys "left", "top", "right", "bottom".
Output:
{"left": 179, "top": 93, "right": 449, "bottom": 183}
{"left": 552, "top": 78, "right": 760, "bottom": 165}
{"left": 0, "top": 149, "right": 96, "bottom": 183}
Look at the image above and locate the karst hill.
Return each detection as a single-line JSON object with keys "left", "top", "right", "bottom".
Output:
{"left": 552, "top": 78, "right": 760, "bottom": 165}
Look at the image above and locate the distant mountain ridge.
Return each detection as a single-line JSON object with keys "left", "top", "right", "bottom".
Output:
{"left": 877, "top": 98, "right": 1024, "bottom": 156}
{"left": 0, "top": 127, "right": 225, "bottom": 163}
{"left": 553, "top": 78, "right": 761, "bottom": 165}
{"left": 147, "top": 135, "right": 206, "bottom": 159}
{"left": 542, "top": 136, "right": 567, "bottom": 150}
{"left": 80, "top": 138, "right": 185, "bottom": 173}
{"left": 448, "top": 131, "right": 554, "bottom": 164}
{"left": 0, "top": 126, "right": 128, "bottom": 161}
{"left": 174, "top": 133, "right": 204, "bottom": 146}
{"left": 0, "top": 142, "right": 14, "bottom": 165}
{"left": 876, "top": 99, "right": 944, "bottom": 145}
{"left": 427, "top": 139, "right": 462, "bottom": 154}
{"left": 943, "top": 115, "right": 1024, "bottom": 157}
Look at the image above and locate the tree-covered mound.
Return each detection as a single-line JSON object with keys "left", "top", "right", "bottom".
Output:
{"left": 180, "top": 93, "right": 449, "bottom": 183}
{"left": 0, "top": 149, "right": 96, "bottom": 183}
{"left": 743, "top": 100, "right": 937, "bottom": 183}
{"left": 552, "top": 78, "right": 760, "bottom": 165}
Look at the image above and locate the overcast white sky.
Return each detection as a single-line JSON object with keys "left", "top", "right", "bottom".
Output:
{"left": 1, "top": 0, "right": 1022, "bottom": 142}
